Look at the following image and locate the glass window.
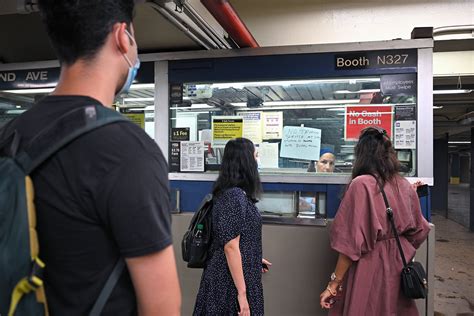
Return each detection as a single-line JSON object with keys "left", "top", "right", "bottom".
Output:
{"left": 169, "top": 76, "right": 418, "bottom": 176}
{"left": 0, "top": 84, "right": 156, "bottom": 139}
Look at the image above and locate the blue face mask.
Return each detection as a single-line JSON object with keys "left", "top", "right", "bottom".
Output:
{"left": 116, "top": 30, "right": 140, "bottom": 96}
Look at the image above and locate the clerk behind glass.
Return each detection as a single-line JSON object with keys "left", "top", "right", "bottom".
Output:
{"left": 308, "top": 148, "right": 336, "bottom": 173}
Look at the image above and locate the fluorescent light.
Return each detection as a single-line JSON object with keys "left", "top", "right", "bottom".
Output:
{"left": 448, "top": 141, "right": 471, "bottom": 144}
{"left": 433, "top": 89, "right": 473, "bottom": 95}
{"left": 326, "top": 107, "right": 346, "bottom": 111}
{"left": 433, "top": 106, "right": 444, "bottom": 109}
{"left": 129, "top": 84, "right": 154, "bottom": 90}
{"left": 170, "top": 103, "right": 216, "bottom": 110}
{"left": 231, "top": 100, "right": 359, "bottom": 107}
{"left": 3, "top": 88, "right": 54, "bottom": 94}
{"left": 333, "top": 89, "right": 381, "bottom": 94}
{"left": 211, "top": 78, "right": 380, "bottom": 89}
{"left": 123, "top": 97, "right": 154, "bottom": 102}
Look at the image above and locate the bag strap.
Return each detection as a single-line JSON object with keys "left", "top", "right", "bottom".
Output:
{"left": 89, "top": 259, "right": 126, "bottom": 316}
{"left": 14, "top": 105, "right": 127, "bottom": 174}
{"left": 380, "top": 187, "right": 408, "bottom": 268}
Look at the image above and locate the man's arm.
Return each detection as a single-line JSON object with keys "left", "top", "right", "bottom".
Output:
{"left": 126, "top": 245, "right": 181, "bottom": 316}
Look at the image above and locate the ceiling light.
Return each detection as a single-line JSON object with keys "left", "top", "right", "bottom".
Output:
{"left": 433, "top": 89, "right": 473, "bottom": 95}
{"left": 333, "top": 89, "right": 381, "bottom": 94}
{"left": 231, "top": 100, "right": 360, "bottom": 107}
{"left": 211, "top": 78, "right": 380, "bottom": 89}
{"left": 2, "top": 88, "right": 54, "bottom": 94}
{"left": 448, "top": 141, "right": 471, "bottom": 144}
{"left": 433, "top": 106, "right": 444, "bottom": 109}
{"left": 129, "top": 84, "right": 155, "bottom": 90}
{"left": 123, "top": 97, "right": 154, "bottom": 102}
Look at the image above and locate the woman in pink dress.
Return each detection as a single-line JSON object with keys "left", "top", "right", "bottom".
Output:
{"left": 319, "top": 127, "right": 430, "bottom": 316}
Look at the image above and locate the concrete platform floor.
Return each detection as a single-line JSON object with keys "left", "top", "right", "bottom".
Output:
{"left": 432, "top": 214, "right": 474, "bottom": 316}
{"left": 447, "top": 184, "right": 470, "bottom": 229}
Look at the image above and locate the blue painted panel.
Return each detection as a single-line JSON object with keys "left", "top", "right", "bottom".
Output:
{"left": 171, "top": 180, "right": 430, "bottom": 221}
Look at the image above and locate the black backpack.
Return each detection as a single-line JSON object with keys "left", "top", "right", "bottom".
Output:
{"left": 181, "top": 194, "right": 213, "bottom": 268}
{"left": 0, "top": 105, "right": 127, "bottom": 316}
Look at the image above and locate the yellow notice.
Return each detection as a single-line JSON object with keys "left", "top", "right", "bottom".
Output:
{"left": 212, "top": 116, "right": 243, "bottom": 147}
{"left": 124, "top": 112, "right": 145, "bottom": 129}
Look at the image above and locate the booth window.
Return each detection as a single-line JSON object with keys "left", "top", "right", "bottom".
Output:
{"left": 169, "top": 76, "right": 418, "bottom": 176}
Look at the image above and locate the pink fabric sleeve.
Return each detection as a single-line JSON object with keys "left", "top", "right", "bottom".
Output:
{"left": 330, "top": 178, "right": 383, "bottom": 261}
{"left": 403, "top": 189, "right": 431, "bottom": 249}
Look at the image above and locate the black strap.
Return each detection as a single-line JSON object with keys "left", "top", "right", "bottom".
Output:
{"left": 380, "top": 187, "right": 409, "bottom": 268}
{"left": 14, "top": 105, "right": 127, "bottom": 174}
{"left": 89, "top": 259, "right": 126, "bottom": 316}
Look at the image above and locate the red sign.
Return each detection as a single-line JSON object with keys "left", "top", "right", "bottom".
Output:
{"left": 345, "top": 105, "right": 393, "bottom": 140}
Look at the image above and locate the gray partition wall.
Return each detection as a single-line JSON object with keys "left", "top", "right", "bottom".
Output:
{"left": 172, "top": 214, "right": 434, "bottom": 316}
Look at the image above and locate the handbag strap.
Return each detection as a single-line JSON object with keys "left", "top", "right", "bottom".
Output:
{"left": 380, "top": 187, "right": 409, "bottom": 268}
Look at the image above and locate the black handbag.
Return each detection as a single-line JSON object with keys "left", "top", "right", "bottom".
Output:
{"left": 380, "top": 187, "right": 428, "bottom": 299}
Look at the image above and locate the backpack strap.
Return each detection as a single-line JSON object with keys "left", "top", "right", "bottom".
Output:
{"left": 15, "top": 105, "right": 127, "bottom": 174}
{"left": 89, "top": 259, "right": 126, "bottom": 316}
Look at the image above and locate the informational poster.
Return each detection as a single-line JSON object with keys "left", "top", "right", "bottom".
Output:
{"left": 170, "top": 127, "right": 190, "bottom": 142}
{"left": 345, "top": 105, "right": 393, "bottom": 140}
{"left": 395, "top": 105, "right": 416, "bottom": 121}
{"left": 263, "top": 112, "right": 283, "bottom": 140}
{"left": 169, "top": 142, "right": 180, "bottom": 172}
{"left": 380, "top": 74, "right": 417, "bottom": 96}
{"left": 122, "top": 111, "right": 145, "bottom": 129}
{"left": 180, "top": 141, "right": 205, "bottom": 172}
{"left": 280, "top": 126, "right": 322, "bottom": 161}
{"left": 394, "top": 120, "right": 416, "bottom": 149}
{"left": 258, "top": 142, "right": 279, "bottom": 169}
{"left": 238, "top": 111, "right": 263, "bottom": 144}
{"left": 212, "top": 116, "right": 243, "bottom": 147}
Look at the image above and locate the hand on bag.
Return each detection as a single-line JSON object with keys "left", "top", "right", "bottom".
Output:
{"left": 411, "top": 180, "right": 424, "bottom": 191}
{"left": 319, "top": 283, "right": 337, "bottom": 309}
{"left": 262, "top": 258, "right": 272, "bottom": 273}
{"left": 237, "top": 293, "right": 251, "bottom": 316}
{"left": 319, "top": 289, "right": 334, "bottom": 309}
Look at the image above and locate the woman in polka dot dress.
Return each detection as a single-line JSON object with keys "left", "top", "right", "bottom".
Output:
{"left": 193, "top": 138, "right": 271, "bottom": 316}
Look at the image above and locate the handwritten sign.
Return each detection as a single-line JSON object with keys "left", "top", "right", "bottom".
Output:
{"left": 280, "top": 126, "right": 322, "bottom": 161}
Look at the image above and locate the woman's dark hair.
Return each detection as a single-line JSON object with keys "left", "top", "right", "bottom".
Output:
{"left": 213, "top": 138, "right": 262, "bottom": 201}
{"left": 351, "top": 127, "right": 401, "bottom": 188}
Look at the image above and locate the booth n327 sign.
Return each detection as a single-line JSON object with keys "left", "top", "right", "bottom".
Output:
{"left": 344, "top": 105, "right": 393, "bottom": 140}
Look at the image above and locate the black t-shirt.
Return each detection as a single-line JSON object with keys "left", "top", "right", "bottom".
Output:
{"left": 1, "top": 96, "right": 172, "bottom": 315}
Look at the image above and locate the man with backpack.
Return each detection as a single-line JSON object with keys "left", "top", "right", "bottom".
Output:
{"left": 0, "top": 1, "right": 181, "bottom": 315}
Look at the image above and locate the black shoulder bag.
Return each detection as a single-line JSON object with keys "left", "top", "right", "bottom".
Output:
{"left": 380, "top": 187, "right": 428, "bottom": 299}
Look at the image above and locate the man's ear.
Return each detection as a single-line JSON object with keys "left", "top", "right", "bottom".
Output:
{"left": 114, "top": 22, "right": 131, "bottom": 54}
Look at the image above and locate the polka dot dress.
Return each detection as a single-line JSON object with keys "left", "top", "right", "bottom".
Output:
{"left": 193, "top": 187, "right": 264, "bottom": 315}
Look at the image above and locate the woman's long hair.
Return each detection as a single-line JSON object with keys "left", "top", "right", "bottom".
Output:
{"left": 351, "top": 127, "right": 401, "bottom": 188}
{"left": 213, "top": 138, "right": 262, "bottom": 201}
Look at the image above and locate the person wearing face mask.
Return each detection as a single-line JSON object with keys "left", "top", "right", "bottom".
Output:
{"left": 0, "top": 1, "right": 181, "bottom": 315}
{"left": 307, "top": 148, "right": 336, "bottom": 173}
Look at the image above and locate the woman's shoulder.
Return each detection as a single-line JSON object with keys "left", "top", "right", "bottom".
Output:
{"left": 217, "top": 187, "right": 247, "bottom": 202}
{"left": 351, "top": 174, "right": 377, "bottom": 187}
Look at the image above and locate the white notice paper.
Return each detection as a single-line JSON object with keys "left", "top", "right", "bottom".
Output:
{"left": 180, "top": 141, "right": 205, "bottom": 172}
{"left": 239, "top": 111, "right": 263, "bottom": 144}
{"left": 394, "top": 120, "right": 416, "bottom": 149}
{"left": 259, "top": 142, "right": 279, "bottom": 169}
{"left": 280, "top": 126, "right": 322, "bottom": 161}
{"left": 263, "top": 112, "right": 283, "bottom": 140}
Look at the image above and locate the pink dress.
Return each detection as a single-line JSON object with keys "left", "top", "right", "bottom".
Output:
{"left": 330, "top": 175, "right": 430, "bottom": 316}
